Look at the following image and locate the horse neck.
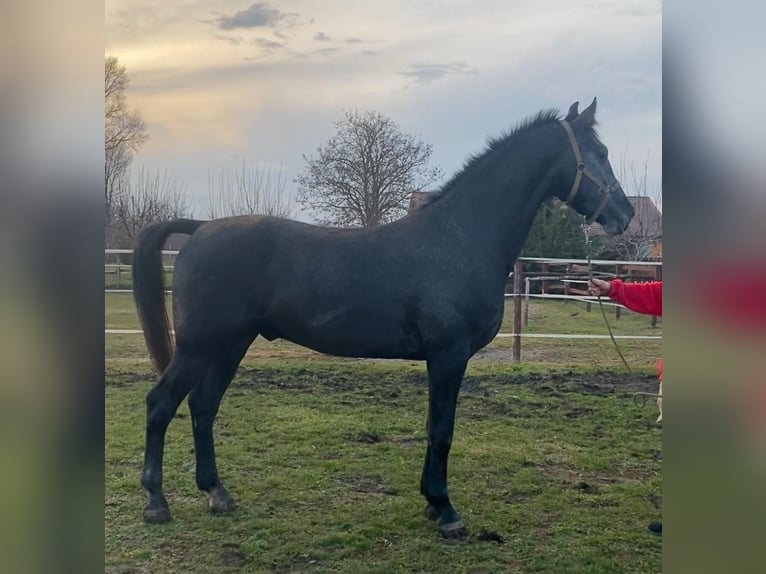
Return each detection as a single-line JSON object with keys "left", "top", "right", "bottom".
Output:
{"left": 434, "top": 128, "right": 566, "bottom": 267}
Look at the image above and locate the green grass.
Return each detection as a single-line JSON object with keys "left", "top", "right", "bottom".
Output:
{"left": 106, "top": 291, "right": 662, "bottom": 572}
{"left": 106, "top": 360, "right": 661, "bottom": 573}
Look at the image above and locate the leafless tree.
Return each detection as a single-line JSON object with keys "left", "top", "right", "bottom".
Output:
{"left": 105, "top": 56, "right": 149, "bottom": 223}
{"left": 597, "top": 151, "right": 662, "bottom": 260}
{"left": 206, "top": 161, "right": 294, "bottom": 219}
{"left": 108, "top": 166, "right": 189, "bottom": 248}
{"left": 295, "top": 110, "right": 442, "bottom": 228}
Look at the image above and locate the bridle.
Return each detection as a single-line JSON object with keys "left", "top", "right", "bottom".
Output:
{"left": 559, "top": 120, "right": 620, "bottom": 224}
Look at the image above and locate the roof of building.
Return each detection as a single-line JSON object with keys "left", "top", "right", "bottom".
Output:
{"left": 408, "top": 191, "right": 434, "bottom": 212}
{"left": 589, "top": 195, "right": 662, "bottom": 238}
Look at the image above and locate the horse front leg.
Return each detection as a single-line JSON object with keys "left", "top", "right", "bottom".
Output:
{"left": 420, "top": 350, "right": 468, "bottom": 539}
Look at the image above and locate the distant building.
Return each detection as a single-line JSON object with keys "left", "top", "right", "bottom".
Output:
{"left": 408, "top": 191, "right": 437, "bottom": 213}
{"left": 587, "top": 195, "right": 662, "bottom": 260}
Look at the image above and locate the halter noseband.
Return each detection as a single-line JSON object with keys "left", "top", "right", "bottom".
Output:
{"left": 559, "top": 120, "right": 619, "bottom": 225}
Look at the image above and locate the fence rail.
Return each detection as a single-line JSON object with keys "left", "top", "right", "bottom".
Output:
{"left": 105, "top": 251, "right": 662, "bottom": 359}
{"left": 105, "top": 328, "right": 660, "bottom": 340}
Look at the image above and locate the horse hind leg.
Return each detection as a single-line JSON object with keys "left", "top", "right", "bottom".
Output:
{"left": 187, "top": 336, "right": 254, "bottom": 515}
{"left": 141, "top": 350, "right": 201, "bottom": 523}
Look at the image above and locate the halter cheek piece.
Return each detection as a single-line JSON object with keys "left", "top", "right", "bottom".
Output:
{"left": 559, "top": 120, "right": 619, "bottom": 225}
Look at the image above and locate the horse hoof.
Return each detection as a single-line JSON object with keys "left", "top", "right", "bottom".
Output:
{"left": 143, "top": 505, "right": 171, "bottom": 524}
{"left": 424, "top": 504, "right": 439, "bottom": 521}
{"left": 208, "top": 486, "right": 236, "bottom": 514}
{"left": 439, "top": 520, "right": 468, "bottom": 540}
{"left": 209, "top": 497, "right": 236, "bottom": 514}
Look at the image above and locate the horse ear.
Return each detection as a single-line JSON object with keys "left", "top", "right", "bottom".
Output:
{"left": 565, "top": 101, "right": 579, "bottom": 121}
{"left": 579, "top": 97, "right": 597, "bottom": 125}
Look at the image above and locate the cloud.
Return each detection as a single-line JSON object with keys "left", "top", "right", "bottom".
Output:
{"left": 216, "top": 35, "right": 246, "bottom": 46}
{"left": 254, "top": 38, "right": 284, "bottom": 50}
{"left": 316, "top": 46, "right": 342, "bottom": 57}
{"left": 215, "top": 3, "right": 286, "bottom": 30}
{"left": 399, "top": 62, "right": 478, "bottom": 84}
{"left": 109, "top": 0, "right": 660, "bottom": 221}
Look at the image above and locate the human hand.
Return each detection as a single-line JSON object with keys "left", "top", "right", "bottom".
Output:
{"left": 588, "top": 278, "right": 612, "bottom": 297}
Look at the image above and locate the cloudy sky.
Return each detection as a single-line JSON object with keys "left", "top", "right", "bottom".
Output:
{"left": 106, "top": 0, "right": 662, "bottom": 220}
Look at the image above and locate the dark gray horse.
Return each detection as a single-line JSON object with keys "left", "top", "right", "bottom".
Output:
{"left": 132, "top": 98, "right": 634, "bottom": 538}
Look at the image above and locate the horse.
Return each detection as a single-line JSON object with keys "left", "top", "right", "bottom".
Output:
{"left": 132, "top": 98, "right": 634, "bottom": 539}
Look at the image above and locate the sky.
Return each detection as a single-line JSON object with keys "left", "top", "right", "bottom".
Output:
{"left": 106, "top": 0, "right": 662, "bottom": 221}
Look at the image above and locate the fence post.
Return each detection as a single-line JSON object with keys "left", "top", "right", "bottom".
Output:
{"left": 513, "top": 259, "right": 523, "bottom": 362}
{"left": 524, "top": 277, "right": 530, "bottom": 327}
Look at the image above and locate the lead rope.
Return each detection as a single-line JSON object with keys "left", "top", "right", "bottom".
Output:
{"left": 583, "top": 222, "right": 662, "bottom": 407}
{"left": 583, "top": 221, "right": 631, "bottom": 371}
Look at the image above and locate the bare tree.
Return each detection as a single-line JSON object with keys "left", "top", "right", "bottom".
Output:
{"left": 597, "top": 151, "right": 662, "bottom": 260}
{"left": 206, "top": 161, "right": 294, "bottom": 219}
{"left": 108, "top": 166, "right": 189, "bottom": 248}
{"left": 105, "top": 56, "right": 149, "bottom": 223}
{"left": 295, "top": 110, "right": 442, "bottom": 228}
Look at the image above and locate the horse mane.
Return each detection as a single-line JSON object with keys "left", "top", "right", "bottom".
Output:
{"left": 417, "top": 108, "right": 567, "bottom": 210}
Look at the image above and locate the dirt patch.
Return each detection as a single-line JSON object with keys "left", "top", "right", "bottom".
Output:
{"left": 575, "top": 481, "right": 599, "bottom": 494}
{"left": 350, "top": 432, "right": 382, "bottom": 444}
{"left": 565, "top": 406, "right": 595, "bottom": 418}
{"left": 585, "top": 498, "right": 620, "bottom": 508}
{"left": 323, "top": 450, "right": 342, "bottom": 459}
{"left": 531, "top": 370, "right": 613, "bottom": 396}
{"left": 271, "top": 554, "right": 321, "bottom": 573}
{"left": 220, "top": 542, "right": 247, "bottom": 568}
{"left": 502, "top": 493, "right": 530, "bottom": 504}
{"left": 387, "top": 434, "right": 425, "bottom": 448}
{"left": 539, "top": 463, "right": 648, "bottom": 488}
{"left": 535, "top": 384, "right": 566, "bottom": 398}
{"left": 648, "top": 493, "right": 662, "bottom": 509}
{"left": 532, "top": 371, "right": 658, "bottom": 397}
{"left": 237, "top": 365, "right": 425, "bottom": 392}
{"left": 477, "top": 530, "right": 505, "bottom": 543}
{"left": 105, "top": 371, "right": 155, "bottom": 387}
{"left": 334, "top": 474, "right": 399, "bottom": 495}
{"left": 460, "top": 377, "right": 485, "bottom": 393}
{"left": 151, "top": 364, "right": 659, "bottom": 406}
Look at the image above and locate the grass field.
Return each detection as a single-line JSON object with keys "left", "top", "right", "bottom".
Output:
{"left": 105, "top": 294, "right": 662, "bottom": 573}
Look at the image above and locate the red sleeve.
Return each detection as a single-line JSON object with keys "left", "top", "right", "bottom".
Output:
{"left": 608, "top": 279, "right": 662, "bottom": 316}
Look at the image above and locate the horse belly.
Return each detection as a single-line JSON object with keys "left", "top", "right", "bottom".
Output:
{"left": 275, "top": 305, "right": 423, "bottom": 359}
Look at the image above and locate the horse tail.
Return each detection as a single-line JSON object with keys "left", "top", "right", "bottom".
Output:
{"left": 132, "top": 219, "right": 205, "bottom": 374}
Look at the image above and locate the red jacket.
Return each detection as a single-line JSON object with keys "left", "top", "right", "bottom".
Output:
{"left": 608, "top": 279, "right": 662, "bottom": 317}
{"left": 608, "top": 279, "right": 662, "bottom": 379}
